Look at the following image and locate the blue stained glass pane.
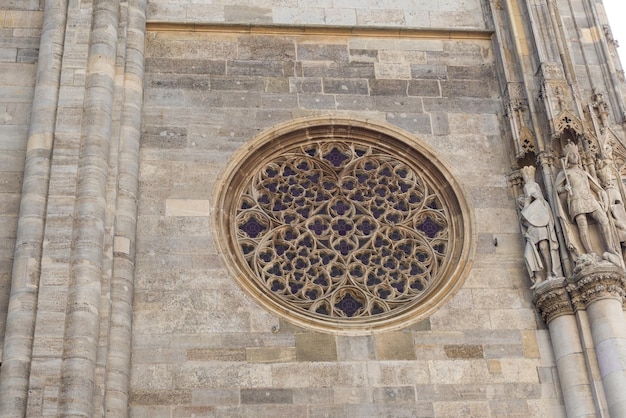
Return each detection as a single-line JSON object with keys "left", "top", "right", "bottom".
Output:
{"left": 309, "top": 219, "right": 328, "bottom": 235}
{"left": 411, "top": 280, "right": 425, "bottom": 291}
{"left": 239, "top": 217, "right": 266, "bottom": 238}
{"left": 241, "top": 244, "right": 254, "bottom": 255}
{"left": 316, "top": 305, "right": 329, "bottom": 315}
{"left": 357, "top": 220, "right": 375, "bottom": 235}
{"left": 391, "top": 282, "right": 405, "bottom": 292}
{"left": 332, "top": 201, "right": 349, "bottom": 215}
{"left": 271, "top": 281, "right": 285, "bottom": 291}
{"left": 417, "top": 217, "right": 443, "bottom": 238}
{"left": 335, "top": 293, "right": 363, "bottom": 317}
{"left": 324, "top": 147, "right": 350, "bottom": 167}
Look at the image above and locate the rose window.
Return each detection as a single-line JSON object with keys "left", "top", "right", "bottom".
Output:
{"left": 215, "top": 118, "right": 474, "bottom": 333}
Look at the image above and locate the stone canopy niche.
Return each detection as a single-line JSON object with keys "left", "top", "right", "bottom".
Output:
{"left": 214, "top": 117, "right": 475, "bottom": 334}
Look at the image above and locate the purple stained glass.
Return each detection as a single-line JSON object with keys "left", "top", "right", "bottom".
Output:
{"left": 334, "top": 239, "right": 354, "bottom": 256}
{"left": 233, "top": 140, "right": 454, "bottom": 320}
{"left": 357, "top": 220, "right": 375, "bottom": 235}
{"left": 332, "top": 200, "right": 349, "bottom": 215}
{"left": 417, "top": 216, "right": 442, "bottom": 238}
{"left": 324, "top": 147, "right": 350, "bottom": 167}
{"left": 239, "top": 216, "right": 266, "bottom": 238}
{"left": 309, "top": 219, "right": 328, "bottom": 235}
{"left": 335, "top": 293, "right": 363, "bottom": 317}
{"left": 332, "top": 219, "right": 353, "bottom": 236}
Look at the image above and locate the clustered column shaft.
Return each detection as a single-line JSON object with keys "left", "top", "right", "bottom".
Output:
{"left": 58, "top": 0, "right": 120, "bottom": 415}
{"left": 0, "top": 0, "right": 68, "bottom": 416}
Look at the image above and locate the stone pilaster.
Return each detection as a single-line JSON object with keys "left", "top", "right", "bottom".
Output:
{"left": 567, "top": 265, "right": 626, "bottom": 417}
{"left": 102, "top": 0, "right": 147, "bottom": 415}
{"left": 534, "top": 278, "right": 598, "bottom": 417}
{"left": 0, "top": 1, "right": 69, "bottom": 416}
{"left": 58, "top": 0, "right": 120, "bottom": 415}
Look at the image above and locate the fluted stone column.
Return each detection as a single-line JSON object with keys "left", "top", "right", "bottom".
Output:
{"left": 567, "top": 266, "right": 626, "bottom": 417}
{"left": 103, "top": 0, "right": 147, "bottom": 415}
{"left": 58, "top": 0, "right": 120, "bottom": 415}
{"left": 534, "top": 278, "right": 598, "bottom": 417}
{"left": 0, "top": 0, "right": 68, "bottom": 416}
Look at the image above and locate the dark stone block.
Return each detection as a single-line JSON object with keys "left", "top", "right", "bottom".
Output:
{"left": 241, "top": 388, "right": 293, "bottom": 404}
{"left": 408, "top": 80, "right": 440, "bottom": 97}
{"left": 373, "top": 96, "right": 424, "bottom": 112}
{"left": 146, "top": 74, "right": 210, "bottom": 90}
{"left": 323, "top": 78, "right": 369, "bottom": 95}
{"left": 145, "top": 58, "right": 226, "bottom": 75}
{"left": 300, "top": 62, "right": 375, "bottom": 78}
{"left": 411, "top": 64, "right": 448, "bottom": 80}
{"left": 238, "top": 35, "right": 296, "bottom": 60}
{"left": 349, "top": 48, "right": 378, "bottom": 62}
{"left": 370, "top": 79, "right": 408, "bottom": 96}
{"left": 209, "top": 76, "right": 265, "bottom": 92}
{"left": 448, "top": 65, "right": 496, "bottom": 80}
{"left": 441, "top": 80, "right": 496, "bottom": 98}
{"left": 130, "top": 390, "right": 192, "bottom": 405}
{"left": 227, "top": 60, "right": 294, "bottom": 77}
{"left": 298, "top": 44, "right": 349, "bottom": 61}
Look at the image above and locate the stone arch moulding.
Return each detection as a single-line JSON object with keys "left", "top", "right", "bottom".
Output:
{"left": 213, "top": 116, "right": 476, "bottom": 334}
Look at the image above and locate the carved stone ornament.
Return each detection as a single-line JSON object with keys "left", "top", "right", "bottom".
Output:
{"left": 555, "top": 110, "right": 583, "bottom": 135}
{"left": 533, "top": 277, "right": 573, "bottom": 324}
{"left": 214, "top": 117, "right": 475, "bottom": 334}
{"left": 554, "top": 143, "right": 621, "bottom": 267}
{"left": 518, "top": 166, "right": 562, "bottom": 287}
{"left": 566, "top": 264, "right": 626, "bottom": 310}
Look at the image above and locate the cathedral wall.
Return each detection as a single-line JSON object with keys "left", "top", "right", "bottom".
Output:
{"left": 147, "top": 0, "right": 487, "bottom": 30}
{"left": 0, "top": 2, "right": 42, "bottom": 353}
{"left": 132, "top": 27, "right": 564, "bottom": 416}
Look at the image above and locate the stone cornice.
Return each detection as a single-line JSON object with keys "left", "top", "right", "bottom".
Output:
{"left": 146, "top": 22, "right": 494, "bottom": 40}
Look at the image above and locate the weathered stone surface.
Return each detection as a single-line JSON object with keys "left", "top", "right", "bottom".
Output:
{"left": 444, "top": 345, "right": 485, "bottom": 359}
{"left": 241, "top": 388, "right": 293, "bottom": 404}
{"left": 375, "top": 332, "right": 416, "bottom": 360}
{"left": 295, "top": 333, "right": 337, "bottom": 362}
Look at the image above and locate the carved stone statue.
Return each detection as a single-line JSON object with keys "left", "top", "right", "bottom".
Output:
{"left": 554, "top": 143, "right": 617, "bottom": 263}
{"left": 597, "top": 158, "right": 626, "bottom": 262}
{"left": 518, "top": 166, "right": 561, "bottom": 287}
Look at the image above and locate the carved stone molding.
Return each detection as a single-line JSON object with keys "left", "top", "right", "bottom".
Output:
{"left": 536, "top": 151, "right": 555, "bottom": 169}
{"left": 566, "top": 264, "right": 626, "bottom": 310}
{"left": 533, "top": 277, "right": 573, "bottom": 324}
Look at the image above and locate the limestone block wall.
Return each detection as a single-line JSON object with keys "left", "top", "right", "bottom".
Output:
{"left": 0, "top": 2, "right": 42, "bottom": 352}
{"left": 147, "top": 0, "right": 487, "bottom": 29}
{"left": 133, "top": 27, "right": 565, "bottom": 416}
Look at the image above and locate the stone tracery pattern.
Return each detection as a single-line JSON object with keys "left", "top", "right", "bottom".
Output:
{"left": 235, "top": 141, "right": 449, "bottom": 319}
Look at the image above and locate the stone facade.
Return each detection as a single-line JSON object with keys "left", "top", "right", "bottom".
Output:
{"left": 0, "top": 0, "right": 626, "bottom": 417}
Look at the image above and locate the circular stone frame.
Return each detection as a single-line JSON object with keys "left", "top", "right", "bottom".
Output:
{"left": 214, "top": 117, "right": 475, "bottom": 334}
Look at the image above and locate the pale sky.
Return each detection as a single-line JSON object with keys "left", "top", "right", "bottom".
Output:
{"left": 604, "top": 0, "right": 625, "bottom": 66}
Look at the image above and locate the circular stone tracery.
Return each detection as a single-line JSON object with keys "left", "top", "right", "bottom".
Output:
{"left": 216, "top": 118, "right": 474, "bottom": 333}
